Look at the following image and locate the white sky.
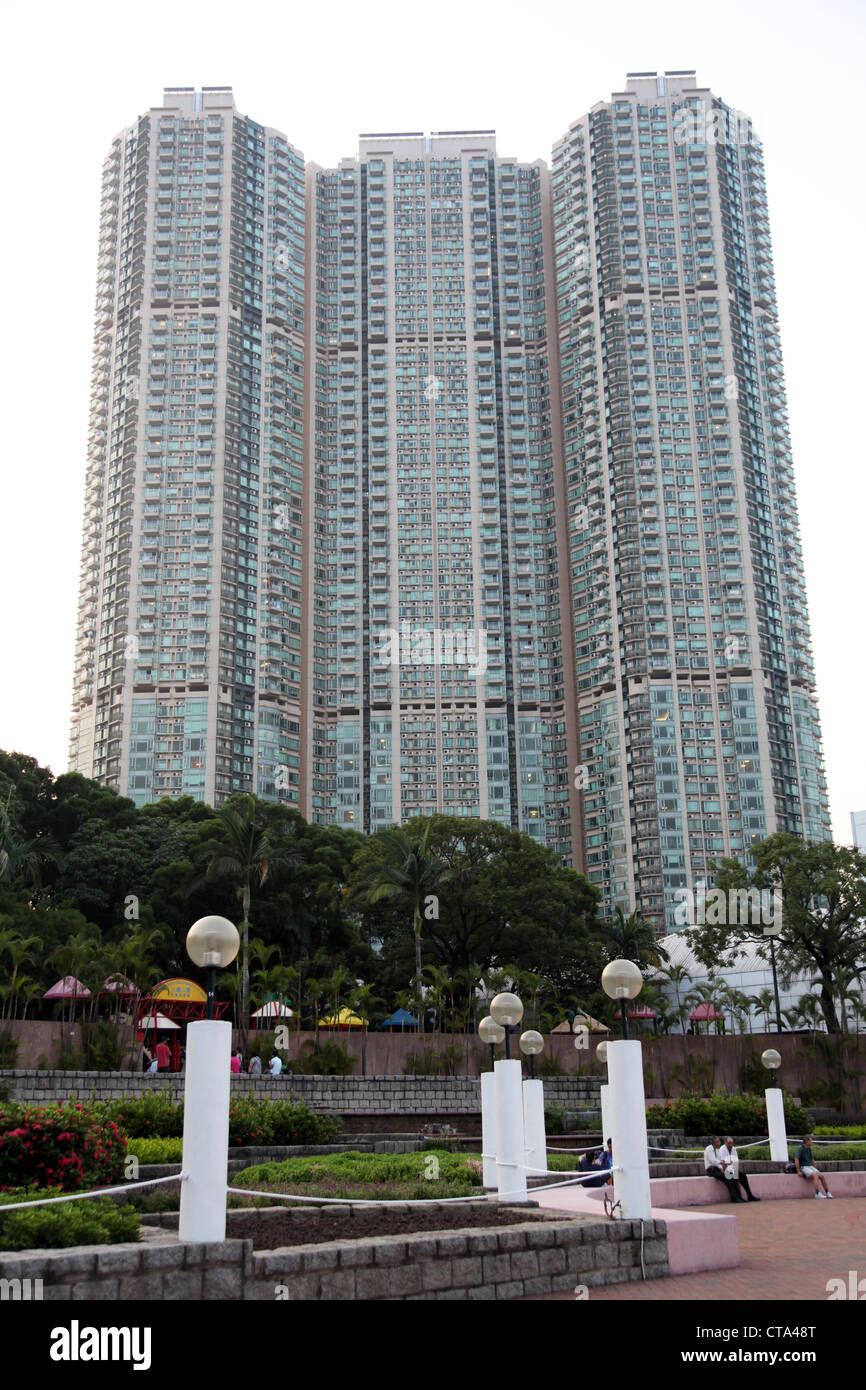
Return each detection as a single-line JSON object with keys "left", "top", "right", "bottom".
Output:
{"left": 1, "top": 0, "right": 863, "bottom": 843}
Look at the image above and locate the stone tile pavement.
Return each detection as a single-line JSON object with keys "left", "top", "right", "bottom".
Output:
{"left": 525, "top": 1198, "right": 866, "bottom": 1301}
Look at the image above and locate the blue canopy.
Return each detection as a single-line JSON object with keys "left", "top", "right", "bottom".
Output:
{"left": 380, "top": 1008, "right": 419, "bottom": 1030}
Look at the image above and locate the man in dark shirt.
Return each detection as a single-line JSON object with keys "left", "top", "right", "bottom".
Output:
{"left": 795, "top": 1135, "right": 832, "bottom": 1197}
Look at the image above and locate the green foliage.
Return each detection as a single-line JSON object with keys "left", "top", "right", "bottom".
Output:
{"left": 298, "top": 1039, "right": 356, "bottom": 1075}
{"left": 102, "top": 1092, "right": 184, "bottom": 1138}
{"left": 234, "top": 1148, "right": 482, "bottom": 1201}
{"left": 0, "top": 1036, "right": 19, "bottom": 1067}
{"left": 227, "top": 1095, "right": 341, "bottom": 1146}
{"left": 536, "top": 1053, "right": 567, "bottom": 1077}
{"left": 0, "top": 1102, "right": 127, "bottom": 1191}
{"left": 403, "top": 1043, "right": 469, "bottom": 1076}
{"left": 125, "top": 1136, "right": 183, "bottom": 1165}
{"left": 814, "top": 1124, "right": 866, "bottom": 1139}
{"left": 647, "top": 1091, "right": 804, "bottom": 1135}
{"left": 0, "top": 1190, "right": 139, "bottom": 1250}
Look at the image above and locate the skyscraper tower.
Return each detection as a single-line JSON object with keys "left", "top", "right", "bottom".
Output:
{"left": 69, "top": 88, "right": 307, "bottom": 808}
{"left": 305, "top": 133, "right": 580, "bottom": 851}
{"left": 551, "top": 72, "right": 830, "bottom": 929}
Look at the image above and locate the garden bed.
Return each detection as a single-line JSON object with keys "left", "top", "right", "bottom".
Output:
{"left": 224, "top": 1201, "right": 559, "bottom": 1248}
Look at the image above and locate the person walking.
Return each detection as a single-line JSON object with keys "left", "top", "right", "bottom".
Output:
{"left": 704, "top": 1136, "right": 745, "bottom": 1202}
{"left": 795, "top": 1135, "right": 833, "bottom": 1198}
{"left": 719, "top": 1136, "right": 760, "bottom": 1202}
{"left": 155, "top": 1037, "right": 171, "bottom": 1073}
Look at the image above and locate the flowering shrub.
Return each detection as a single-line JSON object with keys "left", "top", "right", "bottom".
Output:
{"left": 101, "top": 1092, "right": 184, "bottom": 1138}
{"left": 0, "top": 1103, "right": 127, "bottom": 1192}
{"left": 227, "top": 1095, "right": 341, "bottom": 1147}
{"left": 646, "top": 1091, "right": 803, "bottom": 1135}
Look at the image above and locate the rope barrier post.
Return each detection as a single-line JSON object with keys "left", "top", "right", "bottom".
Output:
{"left": 480, "top": 1071, "right": 498, "bottom": 1189}
{"left": 522, "top": 1076, "right": 546, "bottom": 1187}
{"left": 599, "top": 1081, "right": 611, "bottom": 1149}
{"left": 765, "top": 1085, "right": 788, "bottom": 1163}
{"left": 494, "top": 1058, "right": 527, "bottom": 1202}
{"left": 179, "top": 1018, "right": 232, "bottom": 1242}
{"left": 607, "top": 1039, "right": 652, "bottom": 1221}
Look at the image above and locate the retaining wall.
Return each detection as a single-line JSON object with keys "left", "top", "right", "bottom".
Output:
{"left": 0, "top": 1071, "right": 601, "bottom": 1114}
{"left": 0, "top": 1215, "right": 668, "bottom": 1301}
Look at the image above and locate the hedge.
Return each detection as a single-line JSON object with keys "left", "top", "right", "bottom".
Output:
{"left": 0, "top": 1103, "right": 127, "bottom": 1192}
{"left": 0, "top": 1188, "right": 139, "bottom": 1251}
{"left": 646, "top": 1091, "right": 803, "bottom": 1135}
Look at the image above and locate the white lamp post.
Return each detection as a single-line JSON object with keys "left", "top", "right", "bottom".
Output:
{"left": 601, "top": 959, "right": 652, "bottom": 1220}
{"left": 520, "top": 1029, "right": 546, "bottom": 1182}
{"left": 180, "top": 915, "right": 239, "bottom": 1242}
{"left": 490, "top": 992, "right": 527, "bottom": 1202}
{"left": 761, "top": 1047, "right": 788, "bottom": 1163}
{"left": 596, "top": 1039, "right": 612, "bottom": 1149}
{"left": 478, "top": 1015, "right": 505, "bottom": 1188}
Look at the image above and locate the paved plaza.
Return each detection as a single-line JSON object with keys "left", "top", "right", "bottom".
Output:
{"left": 528, "top": 1197, "right": 866, "bottom": 1300}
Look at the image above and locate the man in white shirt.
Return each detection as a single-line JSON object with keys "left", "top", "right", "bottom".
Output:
{"left": 269, "top": 1052, "right": 282, "bottom": 1076}
{"left": 720, "top": 1135, "right": 760, "bottom": 1202}
{"left": 704, "top": 1136, "right": 745, "bottom": 1202}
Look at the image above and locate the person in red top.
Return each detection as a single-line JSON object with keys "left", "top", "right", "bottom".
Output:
{"left": 230, "top": 1052, "right": 241, "bottom": 1074}
{"left": 155, "top": 1039, "right": 171, "bottom": 1072}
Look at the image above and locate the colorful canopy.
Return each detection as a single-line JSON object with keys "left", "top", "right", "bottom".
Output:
{"left": 551, "top": 1011, "right": 610, "bottom": 1034}
{"left": 43, "top": 977, "right": 91, "bottom": 1000}
{"left": 689, "top": 1002, "right": 725, "bottom": 1021}
{"left": 627, "top": 1005, "right": 657, "bottom": 1019}
{"left": 102, "top": 975, "right": 136, "bottom": 994}
{"left": 251, "top": 1001, "right": 294, "bottom": 1018}
{"left": 379, "top": 1008, "right": 418, "bottom": 1030}
{"left": 317, "top": 1006, "right": 367, "bottom": 1028}
{"left": 140, "top": 1013, "right": 181, "bottom": 1030}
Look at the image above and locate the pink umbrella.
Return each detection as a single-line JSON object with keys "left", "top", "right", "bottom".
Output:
{"left": 43, "top": 977, "right": 92, "bottom": 1000}
{"left": 689, "top": 1002, "right": 724, "bottom": 1021}
{"left": 102, "top": 975, "right": 136, "bottom": 994}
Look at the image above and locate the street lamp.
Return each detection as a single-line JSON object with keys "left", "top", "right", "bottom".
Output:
{"left": 179, "top": 915, "right": 240, "bottom": 1244}
{"left": 761, "top": 1048, "right": 787, "bottom": 1163}
{"left": 489, "top": 992, "right": 527, "bottom": 1202}
{"left": 520, "top": 1030, "right": 547, "bottom": 1183}
{"left": 479, "top": 1014, "right": 505, "bottom": 1068}
{"left": 477, "top": 1015, "right": 505, "bottom": 1189}
{"left": 490, "top": 991, "right": 524, "bottom": 1059}
{"left": 601, "top": 959, "right": 643, "bottom": 1040}
{"left": 186, "top": 916, "right": 240, "bottom": 1021}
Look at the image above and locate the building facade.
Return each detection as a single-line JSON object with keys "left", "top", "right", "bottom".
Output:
{"left": 70, "top": 78, "right": 830, "bottom": 930}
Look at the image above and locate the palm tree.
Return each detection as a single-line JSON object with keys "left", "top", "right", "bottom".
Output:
{"left": 195, "top": 796, "right": 300, "bottom": 1052}
{"left": 753, "top": 987, "right": 778, "bottom": 1034}
{"left": 0, "top": 790, "right": 62, "bottom": 887}
{"left": 350, "top": 982, "right": 384, "bottom": 1077}
{"left": 360, "top": 822, "right": 450, "bottom": 1026}
{"left": 596, "top": 907, "right": 669, "bottom": 969}
{"left": 0, "top": 930, "right": 42, "bottom": 1038}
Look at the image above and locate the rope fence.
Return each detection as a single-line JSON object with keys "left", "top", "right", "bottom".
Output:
{"left": 0, "top": 1172, "right": 185, "bottom": 1213}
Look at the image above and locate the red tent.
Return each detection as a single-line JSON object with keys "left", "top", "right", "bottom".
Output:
{"left": 627, "top": 1005, "right": 656, "bottom": 1020}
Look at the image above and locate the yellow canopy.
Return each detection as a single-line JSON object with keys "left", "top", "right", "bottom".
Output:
{"left": 317, "top": 1006, "right": 367, "bottom": 1028}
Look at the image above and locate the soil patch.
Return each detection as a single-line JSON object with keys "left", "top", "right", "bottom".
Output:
{"left": 231, "top": 1203, "right": 561, "bottom": 1248}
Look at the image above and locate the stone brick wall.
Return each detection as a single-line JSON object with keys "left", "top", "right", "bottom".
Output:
{"left": 0, "top": 1071, "right": 601, "bottom": 1114}
{"left": 0, "top": 1216, "right": 668, "bottom": 1301}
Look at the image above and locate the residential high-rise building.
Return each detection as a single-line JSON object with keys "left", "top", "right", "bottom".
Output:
{"left": 851, "top": 811, "right": 866, "bottom": 852}
{"left": 551, "top": 72, "right": 830, "bottom": 928}
{"left": 70, "top": 78, "right": 830, "bottom": 932}
{"left": 69, "top": 88, "right": 307, "bottom": 808}
{"left": 305, "top": 133, "right": 580, "bottom": 851}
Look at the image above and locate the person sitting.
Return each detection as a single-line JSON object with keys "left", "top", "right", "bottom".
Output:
{"left": 719, "top": 1136, "right": 760, "bottom": 1202}
{"left": 704, "top": 1136, "right": 745, "bottom": 1202}
{"left": 248, "top": 1053, "right": 262, "bottom": 1076}
{"left": 269, "top": 1051, "right": 283, "bottom": 1076}
{"left": 584, "top": 1138, "right": 613, "bottom": 1188}
{"left": 795, "top": 1135, "right": 833, "bottom": 1198}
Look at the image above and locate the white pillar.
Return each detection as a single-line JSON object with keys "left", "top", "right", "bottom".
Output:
{"left": 765, "top": 1086, "right": 788, "bottom": 1163}
{"left": 179, "top": 1019, "right": 232, "bottom": 1242}
{"left": 599, "top": 1081, "right": 611, "bottom": 1148}
{"left": 480, "top": 1070, "right": 498, "bottom": 1188}
{"left": 607, "top": 1039, "right": 652, "bottom": 1221}
{"left": 494, "top": 1058, "right": 527, "bottom": 1202}
{"left": 523, "top": 1077, "right": 547, "bottom": 1181}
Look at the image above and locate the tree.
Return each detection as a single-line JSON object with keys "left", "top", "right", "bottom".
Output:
{"left": 0, "top": 789, "right": 61, "bottom": 888}
{"left": 0, "top": 930, "right": 42, "bottom": 1037}
{"left": 355, "top": 821, "right": 450, "bottom": 1023}
{"left": 350, "top": 982, "right": 384, "bottom": 1077}
{"left": 194, "top": 795, "right": 301, "bottom": 1051}
{"left": 690, "top": 834, "right": 866, "bottom": 1034}
{"left": 595, "top": 907, "right": 669, "bottom": 969}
